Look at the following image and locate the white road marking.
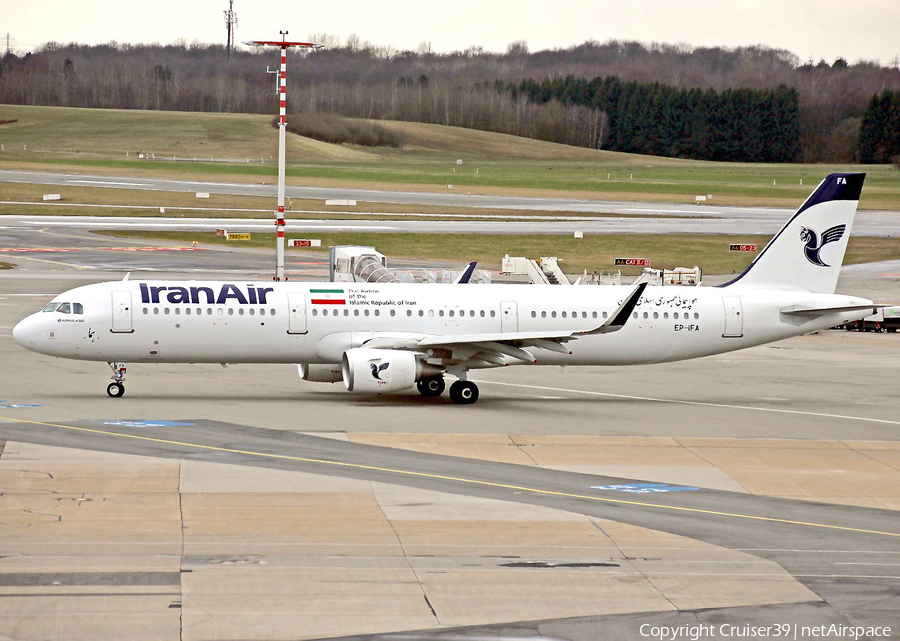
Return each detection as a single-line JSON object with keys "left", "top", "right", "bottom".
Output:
{"left": 623, "top": 207, "right": 719, "bottom": 214}
{"left": 67, "top": 180, "right": 150, "bottom": 187}
{"left": 24, "top": 221, "right": 399, "bottom": 231}
{"left": 475, "top": 380, "right": 900, "bottom": 427}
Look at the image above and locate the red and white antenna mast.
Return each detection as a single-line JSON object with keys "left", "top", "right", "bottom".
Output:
{"left": 245, "top": 32, "right": 321, "bottom": 281}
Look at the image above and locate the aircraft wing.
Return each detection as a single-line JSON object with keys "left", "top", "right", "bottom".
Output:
{"left": 362, "top": 283, "right": 646, "bottom": 366}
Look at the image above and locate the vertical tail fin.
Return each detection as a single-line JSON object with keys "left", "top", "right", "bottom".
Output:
{"left": 721, "top": 173, "right": 865, "bottom": 293}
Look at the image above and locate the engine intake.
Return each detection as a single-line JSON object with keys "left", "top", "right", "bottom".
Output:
{"left": 341, "top": 348, "right": 440, "bottom": 393}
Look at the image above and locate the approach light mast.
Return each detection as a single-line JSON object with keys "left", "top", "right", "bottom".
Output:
{"left": 245, "top": 32, "right": 321, "bottom": 281}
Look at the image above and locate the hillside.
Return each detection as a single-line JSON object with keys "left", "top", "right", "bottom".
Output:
{"left": 1, "top": 105, "right": 898, "bottom": 209}
{"left": 0, "top": 105, "right": 375, "bottom": 162}
{"left": 0, "top": 104, "right": 668, "bottom": 164}
{"left": 2, "top": 41, "right": 899, "bottom": 163}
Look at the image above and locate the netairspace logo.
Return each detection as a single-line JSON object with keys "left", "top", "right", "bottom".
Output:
{"left": 639, "top": 623, "right": 892, "bottom": 640}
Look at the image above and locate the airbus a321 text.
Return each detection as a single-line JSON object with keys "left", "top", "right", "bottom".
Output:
{"left": 13, "top": 174, "right": 878, "bottom": 405}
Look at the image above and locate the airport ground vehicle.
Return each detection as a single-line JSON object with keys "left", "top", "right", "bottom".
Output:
{"left": 844, "top": 306, "right": 900, "bottom": 332}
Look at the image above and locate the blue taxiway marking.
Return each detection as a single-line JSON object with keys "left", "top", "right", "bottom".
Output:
{"left": 591, "top": 483, "right": 700, "bottom": 493}
{"left": 103, "top": 420, "right": 195, "bottom": 428}
{"left": 0, "top": 401, "right": 42, "bottom": 408}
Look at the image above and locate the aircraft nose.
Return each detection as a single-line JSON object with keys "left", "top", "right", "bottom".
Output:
{"left": 12, "top": 315, "right": 39, "bottom": 350}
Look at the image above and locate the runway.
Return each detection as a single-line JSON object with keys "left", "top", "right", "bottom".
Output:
{"left": 4, "top": 169, "right": 900, "bottom": 236}
{"left": 2, "top": 220, "right": 900, "bottom": 639}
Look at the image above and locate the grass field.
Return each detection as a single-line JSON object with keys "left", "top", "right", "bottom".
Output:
{"left": 2, "top": 105, "right": 899, "bottom": 209}
{"left": 94, "top": 230, "right": 900, "bottom": 276}
{"left": 3, "top": 105, "right": 899, "bottom": 274}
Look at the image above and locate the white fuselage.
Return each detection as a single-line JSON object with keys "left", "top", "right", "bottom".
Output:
{"left": 12, "top": 279, "right": 873, "bottom": 368}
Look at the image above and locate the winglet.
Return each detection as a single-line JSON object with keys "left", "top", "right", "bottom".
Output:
{"left": 581, "top": 282, "right": 647, "bottom": 335}
{"left": 454, "top": 262, "right": 477, "bottom": 284}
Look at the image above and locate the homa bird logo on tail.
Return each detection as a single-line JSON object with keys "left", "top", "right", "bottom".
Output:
{"left": 800, "top": 224, "right": 846, "bottom": 267}
{"left": 370, "top": 361, "right": 390, "bottom": 380}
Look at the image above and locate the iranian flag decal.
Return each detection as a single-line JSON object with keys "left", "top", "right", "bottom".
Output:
{"left": 310, "top": 288, "right": 346, "bottom": 305}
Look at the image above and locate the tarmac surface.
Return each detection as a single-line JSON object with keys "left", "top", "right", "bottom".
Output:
{"left": 4, "top": 169, "right": 900, "bottom": 236}
{"left": 1, "top": 223, "right": 900, "bottom": 640}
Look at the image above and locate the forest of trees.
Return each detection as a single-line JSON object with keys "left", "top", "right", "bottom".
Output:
{"left": 1, "top": 38, "right": 898, "bottom": 163}
{"left": 858, "top": 90, "right": 900, "bottom": 163}
{"left": 513, "top": 77, "right": 800, "bottom": 162}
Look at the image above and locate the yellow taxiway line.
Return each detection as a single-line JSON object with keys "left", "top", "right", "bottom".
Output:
{"left": 1, "top": 415, "right": 898, "bottom": 540}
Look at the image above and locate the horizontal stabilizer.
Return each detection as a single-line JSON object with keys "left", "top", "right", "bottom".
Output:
{"left": 780, "top": 304, "right": 880, "bottom": 316}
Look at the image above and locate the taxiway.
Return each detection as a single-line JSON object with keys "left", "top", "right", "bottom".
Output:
{"left": 1, "top": 226, "right": 899, "bottom": 640}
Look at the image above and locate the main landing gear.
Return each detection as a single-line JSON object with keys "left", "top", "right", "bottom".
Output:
{"left": 416, "top": 376, "right": 445, "bottom": 397}
{"left": 415, "top": 376, "right": 479, "bottom": 404}
{"left": 107, "top": 362, "right": 126, "bottom": 398}
{"left": 449, "top": 380, "right": 479, "bottom": 405}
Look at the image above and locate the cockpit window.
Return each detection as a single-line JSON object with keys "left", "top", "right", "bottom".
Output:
{"left": 57, "top": 303, "right": 71, "bottom": 314}
{"left": 73, "top": 303, "right": 83, "bottom": 314}
{"left": 42, "top": 302, "right": 61, "bottom": 313}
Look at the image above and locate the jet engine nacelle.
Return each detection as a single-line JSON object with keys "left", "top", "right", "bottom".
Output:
{"left": 341, "top": 348, "right": 439, "bottom": 393}
{"left": 298, "top": 363, "right": 343, "bottom": 383}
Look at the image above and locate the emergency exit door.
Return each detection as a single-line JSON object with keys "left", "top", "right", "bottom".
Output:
{"left": 288, "top": 292, "right": 308, "bottom": 334}
{"left": 501, "top": 301, "right": 518, "bottom": 333}
{"left": 111, "top": 291, "right": 133, "bottom": 333}
{"left": 722, "top": 296, "right": 743, "bottom": 338}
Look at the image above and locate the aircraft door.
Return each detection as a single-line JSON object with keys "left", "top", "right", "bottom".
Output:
{"left": 722, "top": 296, "right": 743, "bottom": 338}
{"left": 501, "top": 301, "right": 518, "bottom": 333}
{"left": 111, "top": 291, "right": 133, "bottom": 333}
{"left": 288, "top": 292, "right": 308, "bottom": 334}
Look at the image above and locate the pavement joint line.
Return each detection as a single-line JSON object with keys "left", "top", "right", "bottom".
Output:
{"left": 1, "top": 415, "right": 899, "bottom": 540}
{"left": 475, "top": 380, "right": 900, "bottom": 427}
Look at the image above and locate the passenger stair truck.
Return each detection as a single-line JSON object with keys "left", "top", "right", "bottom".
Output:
{"left": 501, "top": 255, "right": 570, "bottom": 285}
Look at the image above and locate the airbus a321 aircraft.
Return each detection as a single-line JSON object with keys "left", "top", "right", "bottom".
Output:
{"left": 13, "top": 173, "right": 878, "bottom": 405}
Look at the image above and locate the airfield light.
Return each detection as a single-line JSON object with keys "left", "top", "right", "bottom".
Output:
{"left": 244, "top": 32, "right": 322, "bottom": 281}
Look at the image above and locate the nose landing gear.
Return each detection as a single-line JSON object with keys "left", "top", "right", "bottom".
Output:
{"left": 107, "top": 362, "right": 126, "bottom": 398}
